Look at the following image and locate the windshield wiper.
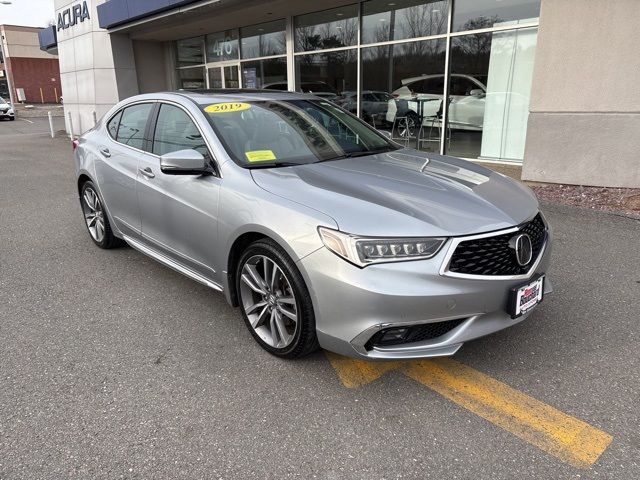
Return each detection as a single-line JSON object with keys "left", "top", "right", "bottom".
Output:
{"left": 316, "top": 146, "right": 396, "bottom": 163}
{"left": 244, "top": 161, "right": 306, "bottom": 169}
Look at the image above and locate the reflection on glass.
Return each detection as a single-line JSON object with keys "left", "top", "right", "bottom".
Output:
{"left": 446, "top": 28, "right": 538, "bottom": 160}
{"left": 208, "top": 68, "right": 223, "bottom": 89}
{"left": 206, "top": 29, "right": 239, "bottom": 62}
{"left": 359, "top": 39, "right": 445, "bottom": 152}
{"left": 176, "top": 36, "right": 204, "bottom": 67}
{"left": 178, "top": 67, "right": 206, "bottom": 90}
{"left": 453, "top": 0, "right": 540, "bottom": 32}
{"left": 362, "top": 0, "right": 448, "bottom": 44}
{"left": 241, "top": 58, "right": 287, "bottom": 89}
{"left": 294, "top": 50, "right": 357, "bottom": 100}
{"left": 294, "top": 5, "right": 358, "bottom": 52}
{"left": 224, "top": 65, "right": 240, "bottom": 89}
{"left": 241, "top": 20, "right": 286, "bottom": 58}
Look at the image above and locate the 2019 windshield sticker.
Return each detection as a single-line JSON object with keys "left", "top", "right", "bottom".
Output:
{"left": 245, "top": 150, "right": 276, "bottom": 162}
{"left": 205, "top": 103, "right": 251, "bottom": 114}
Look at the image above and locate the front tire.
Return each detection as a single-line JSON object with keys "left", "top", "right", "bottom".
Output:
{"left": 79, "top": 180, "right": 122, "bottom": 249}
{"left": 236, "top": 239, "right": 319, "bottom": 359}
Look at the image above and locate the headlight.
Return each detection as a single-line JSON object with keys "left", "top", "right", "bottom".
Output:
{"left": 318, "top": 226, "right": 446, "bottom": 267}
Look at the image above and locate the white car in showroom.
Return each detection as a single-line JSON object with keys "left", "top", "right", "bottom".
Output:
{"left": 386, "top": 74, "right": 486, "bottom": 131}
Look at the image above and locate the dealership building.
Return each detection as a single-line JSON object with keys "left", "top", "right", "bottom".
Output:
{"left": 41, "top": 0, "right": 639, "bottom": 188}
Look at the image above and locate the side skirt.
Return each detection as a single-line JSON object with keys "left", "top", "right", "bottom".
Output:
{"left": 123, "top": 234, "right": 223, "bottom": 292}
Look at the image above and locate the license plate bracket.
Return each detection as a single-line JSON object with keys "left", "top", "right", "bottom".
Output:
{"left": 507, "top": 274, "right": 545, "bottom": 319}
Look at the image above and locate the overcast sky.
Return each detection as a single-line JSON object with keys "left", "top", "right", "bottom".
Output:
{"left": 1, "top": 0, "right": 55, "bottom": 28}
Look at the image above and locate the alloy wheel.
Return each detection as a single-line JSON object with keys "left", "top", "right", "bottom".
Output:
{"left": 82, "top": 187, "right": 105, "bottom": 243}
{"left": 239, "top": 255, "right": 298, "bottom": 349}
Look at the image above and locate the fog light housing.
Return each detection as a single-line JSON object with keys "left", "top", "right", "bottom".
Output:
{"left": 377, "top": 327, "right": 409, "bottom": 345}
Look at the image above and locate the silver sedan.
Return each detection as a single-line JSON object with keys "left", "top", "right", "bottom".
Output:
{"left": 74, "top": 90, "right": 552, "bottom": 360}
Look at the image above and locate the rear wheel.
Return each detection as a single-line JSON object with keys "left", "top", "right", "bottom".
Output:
{"left": 79, "top": 180, "right": 123, "bottom": 249}
{"left": 236, "top": 239, "right": 319, "bottom": 358}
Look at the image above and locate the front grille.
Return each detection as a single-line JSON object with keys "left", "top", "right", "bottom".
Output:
{"left": 448, "top": 214, "right": 546, "bottom": 276}
{"left": 365, "top": 318, "right": 466, "bottom": 350}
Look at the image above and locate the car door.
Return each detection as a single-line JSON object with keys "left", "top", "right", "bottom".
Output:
{"left": 448, "top": 76, "right": 485, "bottom": 130}
{"left": 136, "top": 102, "right": 221, "bottom": 284}
{"left": 94, "top": 102, "right": 155, "bottom": 238}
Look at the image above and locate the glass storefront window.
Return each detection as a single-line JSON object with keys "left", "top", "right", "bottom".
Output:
{"left": 177, "top": 67, "right": 206, "bottom": 90}
{"left": 172, "top": 1, "right": 540, "bottom": 162}
{"left": 206, "top": 29, "right": 239, "bottom": 62}
{"left": 295, "top": 50, "right": 357, "bottom": 100}
{"left": 294, "top": 5, "right": 358, "bottom": 52}
{"left": 453, "top": 0, "right": 540, "bottom": 32}
{"left": 241, "top": 20, "right": 286, "bottom": 58}
{"left": 360, "top": 39, "right": 446, "bottom": 152}
{"left": 176, "top": 36, "right": 204, "bottom": 67}
{"left": 362, "top": 0, "right": 448, "bottom": 44}
{"left": 446, "top": 27, "right": 538, "bottom": 160}
{"left": 242, "top": 57, "right": 287, "bottom": 89}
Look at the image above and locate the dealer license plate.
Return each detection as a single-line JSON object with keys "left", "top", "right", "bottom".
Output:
{"left": 508, "top": 275, "right": 544, "bottom": 318}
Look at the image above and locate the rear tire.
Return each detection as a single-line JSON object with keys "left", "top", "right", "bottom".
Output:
{"left": 236, "top": 239, "right": 319, "bottom": 359}
{"left": 79, "top": 180, "right": 123, "bottom": 249}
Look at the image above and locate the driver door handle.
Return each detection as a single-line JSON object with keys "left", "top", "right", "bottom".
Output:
{"left": 139, "top": 167, "right": 155, "bottom": 179}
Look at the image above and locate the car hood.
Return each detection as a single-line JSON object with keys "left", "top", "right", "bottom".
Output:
{"left": 0, "top": 103, "right": 10, "bottom": 109}
{"left": 250, "top": 150, "right": 539, "bottom": 237}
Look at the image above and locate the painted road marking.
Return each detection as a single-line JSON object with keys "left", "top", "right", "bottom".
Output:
{"left": 20, "top": 118, "right": 34, "bottom": 124}
{"left": 326, "top": 353, "right": 612, "bottom": 468}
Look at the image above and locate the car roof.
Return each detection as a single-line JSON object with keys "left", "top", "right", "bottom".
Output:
{"left": 172, "top": 89, "right": 313, "bottom": 104}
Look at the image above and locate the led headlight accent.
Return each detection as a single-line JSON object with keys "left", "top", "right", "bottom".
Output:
{"left": 318, "top": 227, "right": 446, "bottom": 267}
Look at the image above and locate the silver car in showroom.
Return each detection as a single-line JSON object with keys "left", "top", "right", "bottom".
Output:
{"left": 74, "top": 90, "right": 552, "bottom": 360}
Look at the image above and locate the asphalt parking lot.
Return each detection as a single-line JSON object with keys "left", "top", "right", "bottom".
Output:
{"left": 1, "top": 126, "right": 639, "bottom": 479}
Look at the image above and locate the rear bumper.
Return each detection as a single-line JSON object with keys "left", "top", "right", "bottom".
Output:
{"left": 297, "top": 231, "right": 553, "bottom": 360}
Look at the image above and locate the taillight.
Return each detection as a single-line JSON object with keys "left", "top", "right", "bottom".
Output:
{"left": 72, "top": 139, "right": 79, "bottom": 151}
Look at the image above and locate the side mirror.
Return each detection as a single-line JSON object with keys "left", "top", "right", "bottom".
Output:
{"left": 469, "top": 89, "right": 485, "bottom": 98}
{"left": 378, "top": 130, "right": 393, "bottom": 140}
{"left": 160, "top": 149, "right": 207, "bottom": 175}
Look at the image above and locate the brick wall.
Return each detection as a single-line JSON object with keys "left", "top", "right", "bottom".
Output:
{"left": 6, "top": 57, "right": 61, "bottom": 103}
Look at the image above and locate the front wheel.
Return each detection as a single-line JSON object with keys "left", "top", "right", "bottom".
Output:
{"left": 236, "top": 239, "right": 319, "bottom": 359}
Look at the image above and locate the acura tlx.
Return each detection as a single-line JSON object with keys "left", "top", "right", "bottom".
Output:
{"left": 73, "top": 90, "right": 552, "bottom": 360}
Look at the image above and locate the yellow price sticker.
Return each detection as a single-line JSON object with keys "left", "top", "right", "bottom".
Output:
{"left": 204, "top": 102, "right": 251, "bottom": 114}
{"left": 245, "top": 150, "right": 277, "bottom": 162}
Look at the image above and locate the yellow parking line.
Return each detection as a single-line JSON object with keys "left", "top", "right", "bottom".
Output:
{"left": 403, "top": 358, "right": 612, "bottom": 468}
{"left": 326, "top": 352, "right": 402, "bottom": 388}
{"left": 326, "top": 353, "right": 612, "bottom": 468}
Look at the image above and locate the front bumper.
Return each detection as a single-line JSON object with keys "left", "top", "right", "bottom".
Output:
{"left": 297, "top": 231, "right": 553, "bottom": 360}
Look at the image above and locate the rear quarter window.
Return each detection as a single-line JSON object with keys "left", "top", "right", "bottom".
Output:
{"left": 107, "top": 110, "right": 122, "bottom": 139}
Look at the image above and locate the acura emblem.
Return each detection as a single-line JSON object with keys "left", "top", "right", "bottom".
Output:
{"left": 511, "top": 233, "right": 533, "bottom": 267}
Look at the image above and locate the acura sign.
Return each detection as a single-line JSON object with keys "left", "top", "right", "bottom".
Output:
{"left": 57, "top": 1, "right": 90, "bottom": 31}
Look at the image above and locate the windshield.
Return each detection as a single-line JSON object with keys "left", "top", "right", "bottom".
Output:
{"left": 200, "top": 99, "right": 397, "bottom": 167}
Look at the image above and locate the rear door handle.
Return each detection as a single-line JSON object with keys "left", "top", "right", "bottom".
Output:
{"left": 139, "top": 167, "right": 155, "bottom": 179}
{"left": 100, "top": 147, "right": 111, "bottom": 158}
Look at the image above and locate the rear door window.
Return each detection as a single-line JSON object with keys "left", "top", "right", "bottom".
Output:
{"left": 116, "top": 103, "right": 153, "bottom": 150}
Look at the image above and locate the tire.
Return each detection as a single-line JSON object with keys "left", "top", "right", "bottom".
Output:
{"left": 236, "top": 239, "right": 319, "bottom": 359}
{"left": 79, "top": 180, "right": 123, "bottom": 249}
{"left": 10, "top": 117, "right": 15, "bottom": 121}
